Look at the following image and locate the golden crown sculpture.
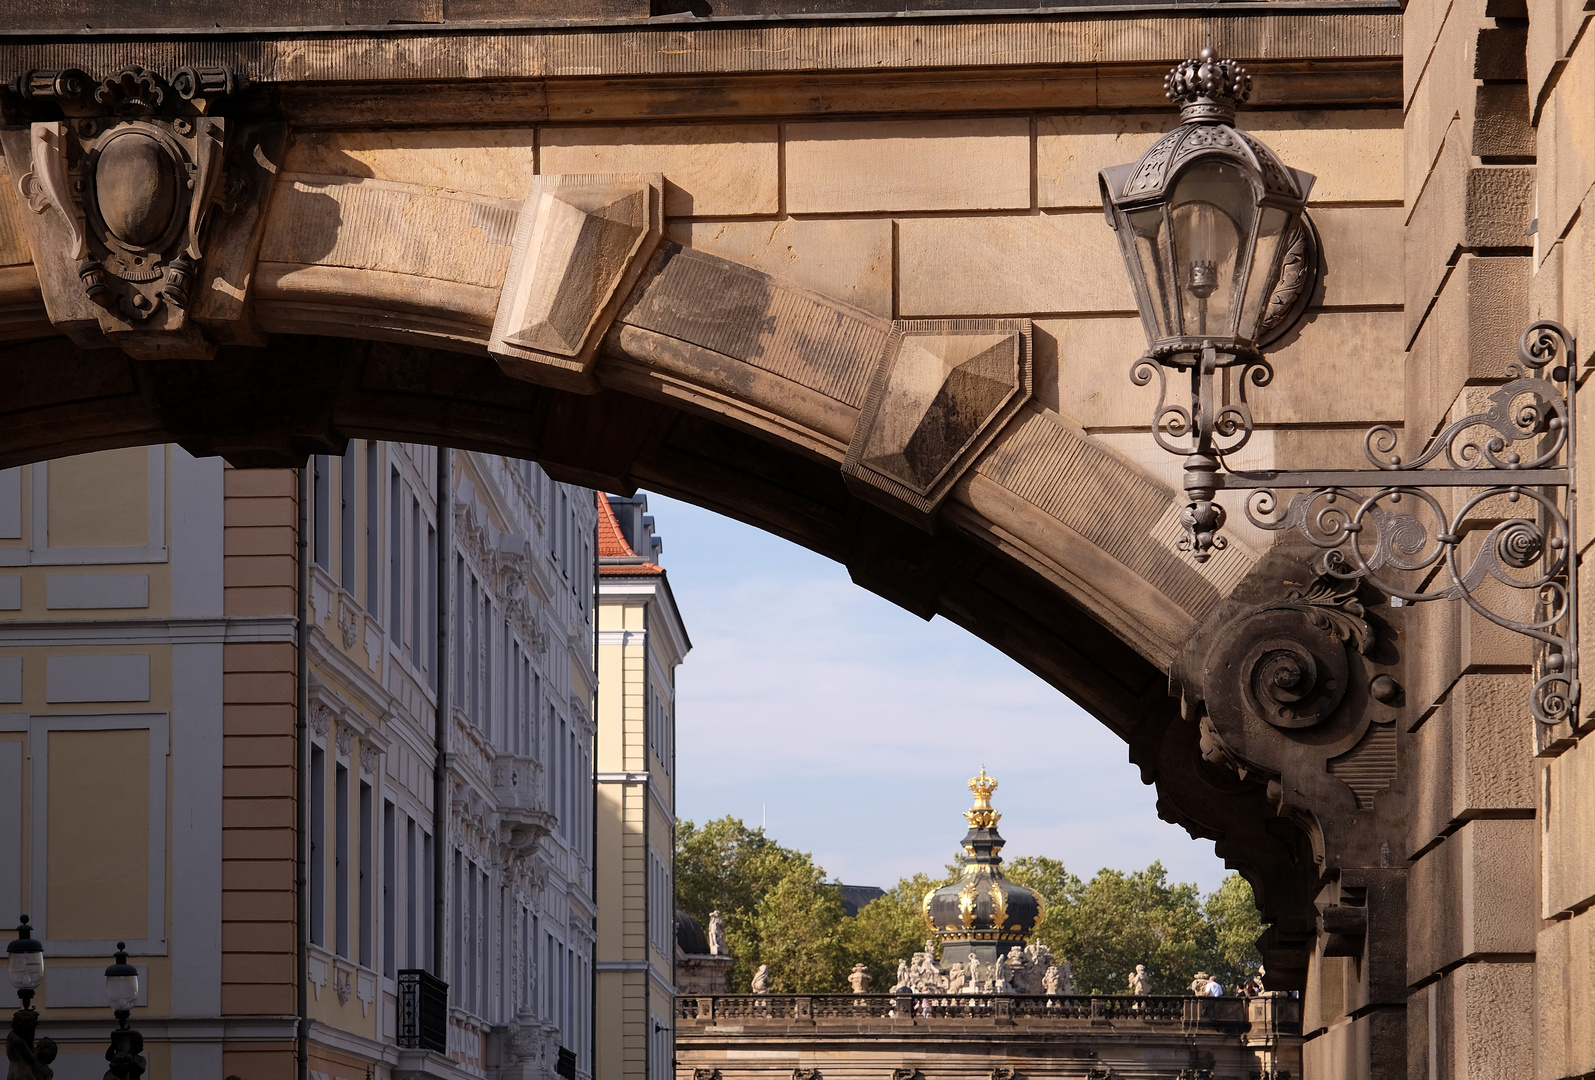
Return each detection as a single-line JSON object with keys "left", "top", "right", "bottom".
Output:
{"left": 963, "top": 767, "right": 1001, "bottom": 830}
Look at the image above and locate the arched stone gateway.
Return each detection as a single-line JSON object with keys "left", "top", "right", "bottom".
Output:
{"left": 1, "top": 5, "right": 1576, "bottom": 1078}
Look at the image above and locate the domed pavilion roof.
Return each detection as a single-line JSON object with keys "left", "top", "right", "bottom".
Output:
{"left": 922, "top": 769, "right": 1042, "bottom": 960}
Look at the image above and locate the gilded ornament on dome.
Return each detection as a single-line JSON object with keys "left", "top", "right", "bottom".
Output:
{"left": 964, "top": 767, "right": 1002, "bottom": 830}
{"left": 989, "top": 881, "right": 1009, "bottom": 928}
{"left": 958, "top": 881, "right": 978, "bottom": 928}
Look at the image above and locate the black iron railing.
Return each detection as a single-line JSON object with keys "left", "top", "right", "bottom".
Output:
{"left": 397, "top": 969, "right": 449, "bottom": 1052}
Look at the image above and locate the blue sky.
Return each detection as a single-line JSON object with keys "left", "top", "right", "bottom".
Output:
{"left": 643, "top": 491, "right": 1234, "bottom": 896}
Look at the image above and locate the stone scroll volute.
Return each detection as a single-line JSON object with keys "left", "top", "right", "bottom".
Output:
{"left": 1172, "top": 550, "right": 1408, "bottom": 873}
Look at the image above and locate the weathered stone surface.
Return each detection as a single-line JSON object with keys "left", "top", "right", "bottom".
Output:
{"left": 490, "top": 172, "right": 662, "bottom": 391}
{"left": 538, "top": 125, "right": 779, "bottom": 217}
{"left": 1406, "top": 0, "right": 1486, "bottom": 205}
{"left": 1404, "top": 0, "right": 1467, "bottom": 107}
{"left": 1036, "top": 114, "right": 1170, "bottom": 209}
{"left": 1409, "top": 698, "right": 1455, "bottom": 858}
{"left": 1528, "top": 0, "right": 1591, "bottom": 112}
{"left": 786, "top": 118, "right": 1030, "bottom": 214}
{"left": 1536, "top": 907, "right": 1595, "bottom": 1077}
{"left": 1452, "top": 673, "right": 1536, "bottom": 814}
{"left": 1472, "top": 83, "right": 1535, "bottom": 159}
{"left": 1408, "top": 818, "right": 1536, "bottom": 983}
{"left": 282, "top": 129, "right": 538, "bottom": 200}
{"left": 1405, "top": 254, "right": 1531, "bottom": 442}
{"left": 1033, "top": 308, "right": 1403, "bottom": 435}
{"left": 1475, "top": 25, "right": 1529, "bottom": 79}
{"left": 1406, "top": 134, "right": 1534, "bottom": 340}
{"left": 899, "top": 214, "right": 1131, "bottom": 317}
{"left": 1544, "top": 734, "right": 1595, "bottom": 916}
{"left": 843, "top": 318, "right": 1031, "bottom": 517}
{"left": 1037, "top": 110, "right": 1401, "bottom": 209}
{"left": 665, "top": 218, "right": 892, "bottom": 317}
{"left": 0, "top": 13, "right": 1405, "bottom": 83}
{"left": 1453, "top": 962, "right": 1535, "bottom": 1079}
{"left": 1314, "top": 205, "right": 1407, "bottom": 307}
{"left": 1536, "top": 27, "right": 1595, "bottom": 248}
{"left": 255, "top": 173, "right": 516, "bottom": 347}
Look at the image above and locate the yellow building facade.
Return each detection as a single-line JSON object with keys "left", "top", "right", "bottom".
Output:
{"left": 0, "top": 443, "right": 601, "bottom": 1080}
{"left": 595, "top": 496, "right": 689, "bottom": 1080}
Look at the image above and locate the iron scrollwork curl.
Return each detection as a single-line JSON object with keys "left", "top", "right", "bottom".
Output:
{"left": 1211, "top": 322, "right": 1580, "bottom": 725}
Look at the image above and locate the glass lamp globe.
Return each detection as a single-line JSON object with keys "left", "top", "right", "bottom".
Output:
{"left": 105, "top": 943, "right": 139, "bottom": 1012}
{"left": 7, "top": 916, "right": 44, "bottom": 995}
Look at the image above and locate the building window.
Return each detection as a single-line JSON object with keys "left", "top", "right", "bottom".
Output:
{"left": 426, "top": 522, "right": 437, "bottom": 687}
{"left": 452, "top": 849, "right": 464, "bottom": 992}
{"left": 313, "top": 455, "right": 331, "bottom": 570}
{"left": 336, "top": 762, "right": 350, "bottom": 958}
{"left": 341, "top": 445, "right": 357, "bottom": 591}
{"left": 649, "top": 1011, "right": 672, "bottom": 1080}
{"left": 390, "top": 468, "right": 403, "bottom": 640}
{"left": 365, "top": 442, "right": 380, "bottom": 617}
{"left": 383, "top": 799, "right": 396, "bottom": 978}
{"left": 422, "top": 828, "right": 434, "bottom": 975}
{"left": 310, "top": 744, "right": 325, "bottom": 947}
{"left": 405, "top": 815, "right": 418, "bottom": 970}
{"left": 359, "top": 778, "right": 374, "bottom": 968}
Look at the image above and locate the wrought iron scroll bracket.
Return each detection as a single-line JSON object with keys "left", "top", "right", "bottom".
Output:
{"left": 1140, "top": 320, "right": 1580, "bottom": 726}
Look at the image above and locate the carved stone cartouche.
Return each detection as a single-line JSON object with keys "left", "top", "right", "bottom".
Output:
{"left": 4, "top": 64, "right": 264, "bottom": 360}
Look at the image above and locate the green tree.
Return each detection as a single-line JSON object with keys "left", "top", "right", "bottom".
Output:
{"left": 1202, "top": 871, "right": 1265, "bottom": 990}
{"left": 1011, "top": 860, "right": 1213, "bottom": 994}
{"left": 675, "top": 816, "right": 848, "bottom": 991}
{"left": 749, "top": 874, "right": 850, "bottom": 992}
{"left": 678, "top": 817, "right": 1267, "bottom": 996}
{"left": 842, "top": 870, "right": 957, "bottom": 991}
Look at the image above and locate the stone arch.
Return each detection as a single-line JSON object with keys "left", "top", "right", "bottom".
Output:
{"left": 0, "top": 61, "right": 1398, "bottom": 993}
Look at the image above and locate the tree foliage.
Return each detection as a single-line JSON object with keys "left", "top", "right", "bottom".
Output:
{"left": 677, "top": 816, "right": 1264, "bottom": 995}
{"left": 675, "top": 816, "right": 846, "bottom": 991}
{"left": 841, "top": 871, "right": 957, "bottom": 991}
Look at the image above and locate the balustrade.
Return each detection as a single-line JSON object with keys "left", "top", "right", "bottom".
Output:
{"left": 676, "top": 993, "right": 1274, "bottom": 1030}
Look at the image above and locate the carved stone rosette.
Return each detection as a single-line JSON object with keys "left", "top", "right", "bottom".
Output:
{"left": 3, "top": 64, "right": 282, "bottom": 359}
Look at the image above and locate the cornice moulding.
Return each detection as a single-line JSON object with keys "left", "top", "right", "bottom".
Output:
{"left": 0, "top": 11, "right": 1402, "bottom": 89}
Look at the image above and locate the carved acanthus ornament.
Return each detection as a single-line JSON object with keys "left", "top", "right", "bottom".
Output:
{"left": 309, "top": 703, "right": 332, "bottom": 738}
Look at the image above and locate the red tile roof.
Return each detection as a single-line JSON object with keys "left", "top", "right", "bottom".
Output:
{"left": 597, "top": 492, "right": 664, "bottom": 577}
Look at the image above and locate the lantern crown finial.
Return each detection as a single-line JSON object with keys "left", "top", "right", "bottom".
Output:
{"left": 1165, "top": 46, "right": 1252, "bottom": 123}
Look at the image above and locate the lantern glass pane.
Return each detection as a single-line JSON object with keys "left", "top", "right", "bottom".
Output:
{"left": 1169, "top": 161, "right": 1256, "bottom": 338}
{"left": 106, "top": 971, "right": 139, "bottom": 1011}
{"left": 8, "top": 950, "right": 43, "bottom": 992}
{"left": 1127, "top": 207, "right": 1176, "bottom": 340}
{"left": 1239, "top": 206, "right": 1293, "bottom": 341}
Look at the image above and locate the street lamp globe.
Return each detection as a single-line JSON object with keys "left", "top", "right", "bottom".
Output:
{"left": 1099, "top": 48, "right": 1317, "bottom": 363}
{"left": 104, "top": 943, "right": 139, "bottom": 1017}
{"left": 7, "top": 916, "right": 44, "bottom": 1004}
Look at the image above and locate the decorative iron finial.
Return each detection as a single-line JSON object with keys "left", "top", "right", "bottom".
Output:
{"left": 1165, "top": 46, "right": 1252, "bottom": 123}
{"left": 964, "top": 767, "right": 1001, "bottom": 830}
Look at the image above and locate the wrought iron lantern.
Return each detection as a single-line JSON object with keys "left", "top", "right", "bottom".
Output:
{"left": 6, "top": 916, "right": 56, "bottom": 1080}
{"left": 6, "top": 918, "right": 43, "bottom": 1008}
{"left": 1100, "top": 48, "right": 1316, "bottom": 362}
{"left": 1101, "top": 49, "right": 1321, "bottom": 561}
{"left": 104, "top": 943, "right": 139, "bottom": 1017}
{"left": 1101, "top": 49, "right": 1579, "bottom": 728}
{"left": 102, "top": 943, "right": 146, "bottom": 1080}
